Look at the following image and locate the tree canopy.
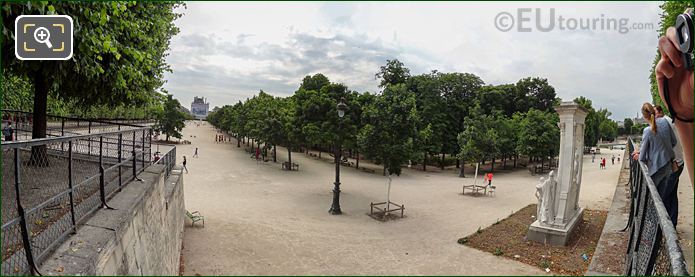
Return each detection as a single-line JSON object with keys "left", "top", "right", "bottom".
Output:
{"left": 208, "top": 59, "right": 612, "bottom": 176}
{"left": 1, "top": 1, "right": 182, "bottom": 138}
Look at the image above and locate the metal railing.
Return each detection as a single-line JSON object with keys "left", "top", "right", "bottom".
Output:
{"left": 153, "top": 146, "right": 177, "bottom": 181}
{"left": 623, "top": 138, "right": 688, "bottom": 276}
{"left": 0, "top": 122, "right": 162, "bottom": 275}
{"left": 1, "top": 110, "right": 154, "bottom": 141}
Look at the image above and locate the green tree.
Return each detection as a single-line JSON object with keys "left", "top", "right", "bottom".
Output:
{"left": 300, "top": 73, "right": 330, "bottom": 91}
{"left": 358, "top": 84, "right": 418, "bottom": 175}
{"left": 439, "top": 72, "right": 484, "bottom": 169}
{"left": 375, "top": 59, "right": 411, "bottom": 88}
{"left": 2, "top": 2, "right": 182, "bottom": 164}
{"left": 515, "top": 77, "right": 558, "bottom": 113}
{"left": 156, "top": 95, "right": 186, "bottom": 142}
{"left": 456, "top": 106, "right": 500, "bottom": 175}
{"left": 515, "top": 109, "right": 560, "bottom": 166}
{"left": 574, "top": 96, "right": 601, "bottom": 147}
{"left": 623, "top": 118, "right": 634, "bottom": 135}
{"left": 408, "top": 72, "right": 446, "bottom": 171}
{"left": 599, "top": 119, "right": 619, "bottom": 141}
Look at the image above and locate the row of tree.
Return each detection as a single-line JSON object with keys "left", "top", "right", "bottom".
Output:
{"left": 209, "top": 60, "right": 618, "bottom": 176}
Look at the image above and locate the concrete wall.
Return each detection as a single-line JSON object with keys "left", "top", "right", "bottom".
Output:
{"left": 40, "top": 164, "right": 185, "bottom": 275}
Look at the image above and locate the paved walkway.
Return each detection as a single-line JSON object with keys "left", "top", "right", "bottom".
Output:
{"left": 176, "top": 121, "right": 621, "bottom": 275}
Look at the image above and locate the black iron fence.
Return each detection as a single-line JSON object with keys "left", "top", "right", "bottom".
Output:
{"left": 0, "top": 124, "right": 163, "bottom": 275}
{"left": 153, "top": 145, "right": 177, "bottom": 181}
{"left": 1, "top": 110, "right": 155, "bottom": 141}
{"left": 624, "top": 138, "right": 688, "bottom": 276}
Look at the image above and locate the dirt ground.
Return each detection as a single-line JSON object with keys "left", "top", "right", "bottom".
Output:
{"left": 176, "top": 121, "right": 624, "bottom": 275}
{"left": 463, "top": 204, "right": 608, "bottom": 276}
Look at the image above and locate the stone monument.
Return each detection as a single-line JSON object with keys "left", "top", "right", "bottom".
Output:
{"left": 527, "top": 102, "right": 588, "bottom": 246}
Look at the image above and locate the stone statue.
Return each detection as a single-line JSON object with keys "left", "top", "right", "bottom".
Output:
{"left": 535, "top": 170, "right": 556, "bottom": 224}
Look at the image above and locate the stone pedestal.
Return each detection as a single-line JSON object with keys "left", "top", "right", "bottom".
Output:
{"left": 527, "top": 102, "right": 588, "bottom": 246}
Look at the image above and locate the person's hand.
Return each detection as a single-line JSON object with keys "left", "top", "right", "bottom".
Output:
{"left": 656, "top": 27, "right": 695, "bottom": 120}
{"left": 632, "top": 150, "right": 640, "bottom": 161}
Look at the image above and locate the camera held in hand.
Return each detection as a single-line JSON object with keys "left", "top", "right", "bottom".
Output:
{"left": 675, "top": 8, "right": 694, "bottom": 70}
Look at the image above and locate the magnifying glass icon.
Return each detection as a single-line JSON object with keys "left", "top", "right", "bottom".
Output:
{"left": 33, "top": 27, "right": 52, "bottom": 48}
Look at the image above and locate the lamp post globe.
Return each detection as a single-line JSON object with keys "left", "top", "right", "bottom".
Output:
{"left": 337, "top": 97, "right": 347, "bottom": 118}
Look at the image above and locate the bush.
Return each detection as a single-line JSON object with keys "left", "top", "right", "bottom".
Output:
{"left": 539, "top": 259, "right": 550, "bottom": 269}
{"left": 493, "top": 248, "right": 504, "bottom": 256}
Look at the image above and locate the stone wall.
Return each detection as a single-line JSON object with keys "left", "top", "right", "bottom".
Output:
{"left": 39, "top": 164, "right": 185, "bottom": 275}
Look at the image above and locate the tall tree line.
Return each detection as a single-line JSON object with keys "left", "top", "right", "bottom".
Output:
{"left": 209, "top": 60, "right": 617, "bottom": 176}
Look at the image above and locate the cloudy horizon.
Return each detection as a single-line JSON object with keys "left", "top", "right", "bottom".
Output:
{"left": 163, "top": 1, "right": 663, "bottom": 121}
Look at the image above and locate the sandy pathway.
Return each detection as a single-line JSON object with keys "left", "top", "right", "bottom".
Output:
{"left": 177, "top": 121, "right": 621, "bottom": 275}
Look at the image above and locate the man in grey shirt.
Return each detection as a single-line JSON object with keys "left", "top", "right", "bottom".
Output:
{"left": 656, "top": 106, "right": 683, "bottom": 227}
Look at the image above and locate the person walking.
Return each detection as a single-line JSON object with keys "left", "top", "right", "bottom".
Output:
{"left": 592, "top": 153, "right": 595, "bottom": 163}
{"left": 486, "top": 172, "right": 493, "bottom": 187}
{"left": 611, "top": 155, "right": 615, "bottom": 165}
{"left": 194, "top": 147, "right": 199, "bottom": 158}
{"left": 182, "top": 156, "right": 189, "bottom": 173}
{"left": 632, "top": 103, "right": 677, "bottom": 225}
{"left": 655, "top": 105, "right": 684, "bottom": 227}
{"left": 2, "top": 122, "right": 14, "bottom": 142}
{"left": 601, "top": 158, "right": 606, "bottom": 169}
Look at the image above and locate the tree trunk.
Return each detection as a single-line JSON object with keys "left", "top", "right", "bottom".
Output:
{"left": 503, "top": 158, "right": 507, "bottom": 169}
{"left": 491, "top": 157, "right": 495, "bottom": 172}
{"left": 514, "top": 155, "right": 518, "bottom": 168}
{"left": 273, "top": 145, "right": 277, "bottom": 163}
{"left": 456, "top": 158, "right": 460, "bottom": 169}
{"left": 319, "top": 149, "right": 321, "bottom": 158}
{"left": 356, "top": 150, "right": 359, "bottom": 169}
{"left": 30, "top": 72, "right": 49, "bottom": 166}
{"left": 288, "top": 147, "right": 292, "bottom": 164}
{"left": 459, "top": 161, "right": 465, "bottom": 177}
{"left": 423, "top": 152, "right": 427, "bottom": 171}
{"left": 440, "top": 152, "right": 445, "bottom": 170}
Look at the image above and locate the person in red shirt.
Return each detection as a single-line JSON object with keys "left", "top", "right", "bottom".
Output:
{"left": 486, "top": 172, "right": 493, "bottom": 187}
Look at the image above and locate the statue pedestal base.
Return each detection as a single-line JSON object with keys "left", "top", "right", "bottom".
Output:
{"left": 527, "top": 207, "right": 584, "bottom": 246}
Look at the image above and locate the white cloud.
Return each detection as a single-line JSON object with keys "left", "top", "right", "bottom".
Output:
{"left": 164, "top": 1, "right": 663, "bottom": 120}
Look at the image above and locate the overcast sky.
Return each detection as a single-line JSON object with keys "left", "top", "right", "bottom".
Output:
{"left": 163, "top": 1, "right": 663, "bottom": 120}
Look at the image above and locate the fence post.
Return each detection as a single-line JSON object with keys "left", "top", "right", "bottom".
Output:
{"left": 14, "top": 148, "right": 39, "bottom": 275}
{"left": 118, "top": 133, "right": 123, "bottom": 191}
{"left": 61, "top": 118, "right": 65, "bottom": 151}
{"left": 141, "top": 129, "right": 145, "bottom": 169}
{"left": 88, "top": 121, "right": 92, "bottom": 156}
{"left": 68, "top": 141, "right": 77, "bottom": 232}
{"left": 148, "top": 129, "right": 152, "bottom": 165}
{"left": 132, "top": 132, "right": 137, "bottom": 179}
{"left": 98, "top": 136, "right": 109, "bottom": 209}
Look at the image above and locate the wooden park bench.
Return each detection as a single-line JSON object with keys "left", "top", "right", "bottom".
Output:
{"left": 282, "top": 161, "right": 299, "bottom": 171}
{"left": 186, "top": 210, "right": 204, "bottom": 227}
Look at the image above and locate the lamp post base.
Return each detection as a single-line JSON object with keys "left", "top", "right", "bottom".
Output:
{"left": 328, "top": 207, "right": 342, "bottom": 215}
{"left": 329, "top": 183, "right": 342, "bottom": 215}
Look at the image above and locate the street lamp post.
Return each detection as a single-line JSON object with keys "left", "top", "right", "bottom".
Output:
{"left": 329, "top": 97, "right": 348, "bottom": 215}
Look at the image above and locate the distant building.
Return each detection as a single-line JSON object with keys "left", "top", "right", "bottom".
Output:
{"left": 191, "top": 97, "right": 209, "bottom": 120}
{"left": 633, "top": 113, "right": 647, "bottom": 125}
